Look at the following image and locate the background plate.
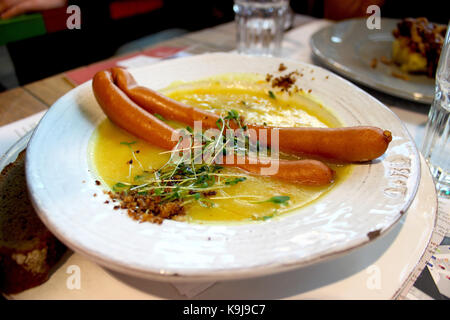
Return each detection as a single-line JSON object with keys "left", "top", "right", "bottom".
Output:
{"left": 310, "top": 18, "right": 435, "bottom": 104}
{"left": 26, "top": 53, "right": 420, "bottom": 281}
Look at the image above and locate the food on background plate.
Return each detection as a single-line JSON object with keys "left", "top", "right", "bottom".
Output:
{"left": 0, "top": 151, "right": 67, "bottom": 294}
{"left": 91, "top": 65, "right": 392, "bottom": 224}
{"left": 392, "top": 17, "right": 447, "bottom": 77}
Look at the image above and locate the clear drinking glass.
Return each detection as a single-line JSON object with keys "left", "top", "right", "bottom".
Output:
{"left": 233, "top": 0, "right": 289, "bottom": 56}
{"left": 421, "top": 23, "right": 450, "bottom": 198}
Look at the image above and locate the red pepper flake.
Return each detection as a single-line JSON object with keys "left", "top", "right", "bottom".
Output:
{"left": 308, "top": 89, "right": 312, "bottom": 93}
{"left": 93, "top": 193, "right": 97, "bottom": 197}
{"left": 95, "top": 180, "right": 101, "bottom": 185}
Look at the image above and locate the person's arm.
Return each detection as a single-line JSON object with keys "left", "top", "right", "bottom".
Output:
{"left": 0, "top": 0, "right": 67, "bottom": 19}
{"left": 323, "top": 0, "right": 385, "bottom": 20}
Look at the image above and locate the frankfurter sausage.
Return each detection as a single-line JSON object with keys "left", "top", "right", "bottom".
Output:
{"left": 111, "top": 67, "right": 392, "bottom": 163}
{"left": 93, "top": 70, "right": 178, "bottom": 150}
{"left": 111, "top": 67, "right": 220, "bottom": 129}
{"left": 93, "top": 70, "right": 335, "bottom": 186}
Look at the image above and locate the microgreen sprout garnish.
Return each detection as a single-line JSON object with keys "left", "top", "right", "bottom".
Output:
{"left": 224, "top": 177, "right": 247, "bottom": 185}
{"left": 110, "top": 110, "right": 291, "bottom": 221}
{"left": 252, "top": 209, "right": 279, "bottom": 221}
{"left": 112, "top": 182, "right": 130, "bottom": 192}
{"left": 120, "top": 141, "right": 137, "bottom": 147}
{"left": 112, "top": 111, "right": 255, "bottom": 210}
{"left": 154, "top": 113, "right": 166, "bottom": 121}
{"left": 268, "top": 90, "right": 276, "bottom": 99}
{"left": 216, "top": 118, "right": 223, "bottom": 130}
{"left": 134, "top": 171, "right": 151, "bottom": 181}
{"left": 252, "top": 195, "right": 290, "bottom": 206}
{"left": 225, "top": 109, "right": 240, "bottom": 121}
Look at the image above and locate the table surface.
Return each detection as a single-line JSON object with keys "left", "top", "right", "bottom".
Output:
{"left": 0, "top": 14, "right": 447, "bottom": 300}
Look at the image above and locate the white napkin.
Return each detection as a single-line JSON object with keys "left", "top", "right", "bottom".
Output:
{"left": 0, "top": 110, "right": 45, "bottom": 154}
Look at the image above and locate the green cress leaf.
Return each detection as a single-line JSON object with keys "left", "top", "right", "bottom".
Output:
{"left": 268, "top": 90, "right": 276, "bottom": 99}
{"left": 120, "top": 141, "right": 137, "bottom": 147}
{"left": 252, "top": 195, "right": 290, "bottom": 206}
{"left": 112, "top": 182, "right": 130, "bottom": 192}
{"left": 267, "top": 195, "right": 290, "bottom": 204}
{"left": 154, "top": 113, "right": 166, "bottom": 121}
{"left": 224, "top": 177, "right": 247, "bottom": 185}
{"left": 216, "top": 118, "right": 224, "bottom": 129}
{"left": 224, "top": 109, "right": 240, "bottom": 122}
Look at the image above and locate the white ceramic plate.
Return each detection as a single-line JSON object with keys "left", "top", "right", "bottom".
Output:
{"left": 25, "top": 53, "right": 420, "bottom": 281}
{"left": 310, "top": 18, "right": 435, "bottom": 104}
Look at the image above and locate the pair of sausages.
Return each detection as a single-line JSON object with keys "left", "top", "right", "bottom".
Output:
{"left": 111, "top": 67, "right": 392, "bottom": 163}
{"left": 92, "top": 68, "right": 392, "bottom": 186}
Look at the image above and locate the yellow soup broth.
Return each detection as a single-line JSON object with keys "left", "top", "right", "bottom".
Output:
{"left": 90, "top": 74, "right": 352, "bottom": 224}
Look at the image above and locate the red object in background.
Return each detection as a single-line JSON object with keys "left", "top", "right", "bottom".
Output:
{"left": 40, "top": 0, "right": 164, "bottom": 33}
{"left": 109, "top": 0, "right": 164, "bottom": 20}
{"left": 41, "top": 7, "right": 68, "bottom": 33}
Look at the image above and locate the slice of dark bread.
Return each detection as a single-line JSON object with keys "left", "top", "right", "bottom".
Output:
{"left": 0, "top": 150, "right": 66, "bottom": 294}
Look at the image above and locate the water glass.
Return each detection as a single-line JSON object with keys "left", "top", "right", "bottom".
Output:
{"left": 233, "top": 0, "right": 289, "bottom": 56}
{"left": 421, "top": 23, "right": 450, "bottom": 197}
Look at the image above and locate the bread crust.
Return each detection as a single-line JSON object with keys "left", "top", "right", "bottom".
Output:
{"left": 0, "top": 150, "right": 67, "bottom": 294}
